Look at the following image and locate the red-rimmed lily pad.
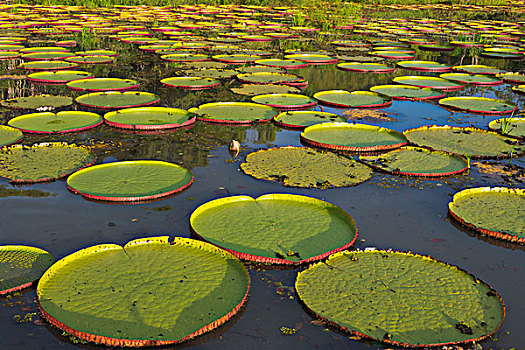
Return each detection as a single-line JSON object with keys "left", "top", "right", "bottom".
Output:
{"left": 27, "top": 70, "right": 93, "bottom": 84}
{"left": 76, "top": 91, "right": 160, "bottom": 110}
{"left": 230, "top": 84, "right": 301, "bottom": 96}
{"left": 273, "top": 111, "right": 346, "bottom": 129}
{"left": 370, "top": 84, "right": 445, "bottom": 100}
{"left": 253, "top": 58, "right": 308, "bottom": 69}
{"left": 67, "top": 78, "right": 139, "bottom": 92}
{"left": 392, "top": 75, "right": 464, "bottom": 91}
{"left": 403, "top": 125, "right": 525, "bottom": 158}
{"left": 452, "top": 65, "right": 507, "bottom": 75}
{"left": 498, "top": 72, "right": 525, "bottom": 84}
{"left": 65, "top": 55, "right": 115, "bottom": 64}
{"left": 241, "top": 65, "right": 284, "bottom": 74}
{"left": 284, "top": 54, "right": 338, "bottom": 65}
{"left": 21, "top": 52, "right": 74, "bottom": 61}
{"left": 0, "top": 142, "right": 95, "bottom": 183}
{"left": 336, "top": 62, "right": 394, "bottom": 73}
{"left": 37, "top": 236, "right": 249, "bottom": 346}
{"left": 512, "top": 85, "right": 525, "bottom": 95}
{"left": 301, "top": 122, "right": 407, "bottom": 152}
{"left": 439, "top": 97, "right": 517, "bottom": 115}
{"left": 240, "top": 146, "right": 373, "bottom": 188}
{"left": 251, "top": 93, "right": 317, "bottom": 110}
{"left": 360, "top": 146, "right": 468, "bottom": 176}
{"left": 185, "top": 68, "right": 237, "bottom": 79}
{"left": 188, "top": 102, "right": 278, "bottom": 124}
{"left": 0, "top": 95, "right": 73, "bottom": 110}
{"left": 8, "top": 111, "right": 102, "bottom": 133}
{"left": 0, "top": 125, "right": 23, "bottom": 147}
{"left": 369, "top": 50, "right": 415, "bottom": 60}
{"left": 448, "top": 187, "right": 525, "bottom": 243}
{"left": 19, "top": 47, "right": 69, "bottom": 53}
{"left": 160, "top": 76, "right": 220, "bottom": 90}
{"left": 313, "top": 90, "right": 392, "bottom": 108}
{"left": 439, "top": 73, "right": 502, "bottom": 86}
{"left": 0, "top": 51, "right": 20, "bottom": 60}
{"left": 450, "top": 40, "right": 485, "bottom": 47}
{"left": 1, "top": 245, "right": 54, "bottom": 295}
{"left": 212, "top": 54, "right": 259, "bottom": 64}
{"left": 161, "top": 53, "right": 210, "bottom": 62}
{"left": 396, "top": 60, "right": 452, "bottom": 72}
{"left": 18, "top": 61, "right": 78, "bottom": 71}
{"left": 295, "top": 250, "right": 505, "bottom": 347}
{"left": 488, "top": 117, "right": 525, "bottom": 139}
{"left": 76, "top": 50, "right": 118, "bottom": 57}
{"left": 67, "top": 160, "right": 193, "bottom": 202}
{"left": 190, "top": 194, "right": 357, "bottom": 265}
{"left": 104, "top": 107, "right": 195, "bottom": 130}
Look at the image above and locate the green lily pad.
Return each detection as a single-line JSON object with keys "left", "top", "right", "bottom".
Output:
{"left": 76, "top": 91, "right": 160, "bottom": 109}
{"left": 284, "top": 54, "right": 338, "bottom": 65}
{"left": 236, "top": 72, "right": 304, "bottom": 85}
{"left": 313, "top": 90, "right": 392, "bottom": 108}
{"left": 392, "top": 76, "right": 464, "bottom": 91}
{"left": 188, "top": 102, "right": 278, "bottom": 124}
{"left": 0, "top": 51, "right": 20, "bottom": 59}
{"left": 273, "top": 111, "right": 346, "bottom": 129}
{"left": 190, "top": 194, "right": 357, "bottom": 264}
{"left": 21, "top": 52, "right": 74, "bottom": 61}
{"left": 360, "top": 146, "right": 467, "bottom": 176}
{"left": 0, "top": 143, "right": 95, "bottom": 183}
{"left": 37, "top": 236, "right": 249, "bottom": 346}
{"left": 439, "top": 97, "right": 517, "bottom": 115}
{"left": 19, "top": 47, "right": 69, "bottom": 53}
{"left": 212, "top": 54, "right": 260, "bottom": 64}
{"left": 439, "top": 73, "right": 502, "bottom": 86}
{"left": 296, "top": 250, "right": 505, "bottom": 347}
{"left": 18, "top": 60, "right": 78, "bottom": 71}
{"left": 498, "top": 72, "right": 525, "bottom": 84}
{"left": 27, "top": 70, "right": 93, "bottom": 84}
{"left": 370, "top": 85, "right": 444, "bottom": 100}
{"left": 76, "top": 50, "right": 118, "bottom": 57}
{"left": 369, "top": 50, "right": 415, "bottom": 60}
{"left": 1, "top": 245, "right": 54, "bottom": 295}
{"left": 449, "top": 187, "right": 525, "bottom": 243}
{"left": 241, "top": 147, "right": 373, "bottom": 188}
{"left": 0, "top": 125, "right": 23, "bottom": 146}
{"left": 403, "top": 125, "right": 525, "bottom": 158}
{"left": 185, "top": 68, "right": 237, "bottom": 79}
{"left": 241, "top": 65, "right": 284, "bottom": 74}
{"left": 230, "top": 84, "right": 300, "bottom": 96}
{"left": 67, "top": 78, "right": 139, "bottom": 92}
{"left": 396, "top": 60, "right": 452, "bottom": 72}
{"left": 104, "top": 107, "right": 195, "bottom": 130}
{"left": 160, "top": 76, "right": 220, "bottom": 90}
{"left": 8, "top": 111, "right": 102, "bottom": 133}
{"left": 0, "top": 95, "right": 73, "bottom": 110}
{"left": 336, "top": 62, "right": 394, "bottom": 73}
{"left": 161, "top": 53, "right": 210, "bottom": 62}
{"left": 488, "top": 117, "right": 525, "bottom": 139}
{"left": 251, "top": 93, "right": 317, "bottom": 110}
{"left": 453, "top": 65, "right": 507, "bottom": 75}
{"left": 301, "top": 122, "right": 407, "bottom": 152}
{"left": 253, "top": 59, "right": 308, "bottom": 69}
{"left": 65, "top": 56, "right": 115, "bottom": 64}
{"left": 67, "top": 160, "right": 193, "bottom": 202}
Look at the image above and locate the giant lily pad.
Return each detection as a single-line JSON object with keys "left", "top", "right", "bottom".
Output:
{"left": 498, "top": 72, "right": 525, "bottom": 84}
{"left": 188, "top": 102, "right": 278, "bottom": 124}
{"left": 448, "top": 187, "right": 525, "bottom": 243}
{"left": 0, "top": 143, "right": 95, "bottom": 183}
{"left": 18, "top": 61, "right": 78, "bottom": 71}
{"left": 336, "top": 62, "right": 394, "bottom": 73}
{"left": 439, "top": 97, "right": 517, "bottom": 115}
{"left": 313, "top": 90, "right": 391, "bottom": 108}
{"left": 403, "top": 125, "right": 525, "bottom": 158}
{"left": 236, "top": 72, "right": 305, "bottom": 85}
{"left": 8, "top": 111, "right": 102, "bottom": 133}
{"left": 65, "top": 56, "right": 115, "bottom": 64}
{"left": 488, "top": 117, "right": 525, "bottom": 139}
{"left": 190, "top": 194, "right": 357, "bottom": 264}
{"left": 370, "top": 85, "right": 445, "bottom": 100}
{"left": 186, "top": 68, "right": 237, "bottom": 79}
{"left": 273, "top": 111, "right": 346, "bottom": 129}
{"left": 284, "top": 54, "right": 337, "bottom": 65}
{"left": 240, "top": 147, "right": 373, "bottom": 188}
{"left": 0, "top": 125, "right": 23, "bottom": 146}
{"left": 360, "top": 147, "right": 467, "bottom": 176}
{"left": 231, "top": 84, "right": 300, "bottom": 96}
{"left": 392, "top": 76, "right": 464, "bottom": 91}
{"left": 76, "top": 91, "right": 160, "bottom": 109}
{"left": 301, "top": 123, "right": 407, "bottom": 152}
{"left": 439, "top": 73, "right": 502, "bottom": 86}
{"left": 67, "top": 160, "right": 193, "bottom": 202}
{"left": 212, "top": 54, "right": 260, "bottom": 64}
{"left": 253, "top": 59, "right": 308, "bottom": 69}
{"left": 1, "top": 245, "right": 54, "bottom": 295}
{"left": 104, "top": 107, "right": 195, "bottom": 130}
{"left": 21, "top": 52, "right": 74, "bottom": 61}
{"left": 295, "top": 250, "right": 505, "bottom": 347}
{"left": 0, "top": 95, "right": 73, "bottom": 110}
{"left": 37, "top": 236, "right": 249, "bottom": 346}
{"left": 161, "top": 53, "right": 210, "bottom": 62}
{"left": 452, "top": 65, "right": 507, "bottom": 75}
{"left": 67, "top": 78, "right": 139, "bottom": 92}
{"left": 396, "top": 60, "right": 452, "bottom": 72}
{"left": 27, "top": 70, "right": 93, "bottom": 84}
{"left": 160, "top": 76, "right": 220, "bottom": 90}
{"left": 251, "top": 93, "right": 317, "bottom": 110}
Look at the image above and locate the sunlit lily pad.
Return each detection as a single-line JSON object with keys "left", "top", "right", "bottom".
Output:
{"left": 452, "top": 65, "right": 507, "bottom": 75}
{"left": 251, "top": 93, "right": 317, "bottom": 110}
{"left": 21, "top": 52, "right": 74, "bottom": 61}
{"left": 336, "top": 62, "right": 394, "bottom": 73}
{"left": 488, "top": 117, "right": 525, "bottom": 139}
{"left": 403, "top": 125, "right": 525, "bottom": 158}
{"left": 284, "top": 54, "right": 338, "bottom": 65}
{"left": 370, "top": 85, "right": 445, "bottom": 100}
{"left": 296, "top": 250, "right": 505, "bottom": 347}
{"left": 8, "top": 111, "right": 102, "bottom": 133}
{"left": 1, "top": 245, "right": 54, "bottom": 295}
{"left": 0, "top": 95, "right": 73, "bottom": 110}
{"left": 498, "top": 72, "right": 525, "bottom": 84}
{"left": 65, "top": 55, "right": 115, "bottom": 64}
{"left": 104, "top": 107, "right": 195, "bottom": 130}
{"left": 67, "top": 78, "right": 139, "bottom": 92}
{"left": 301, "top": 122, "right": 407, "bottom": 152}
{"left": 27, "top": 70, "right": 93, "bottom": 84}
{"left": 439, "top": 73, "right": 502, "bottom": 86}
{"left": 160, "top": 76, "right": 220, "bottom": 90}
{"left": 439, "top": 97, "right": 517, "bottom": 115}
{"left": 18, "top": 60, "right": 78, "bottom": 71}
{"left": 360, "top": 146, "right": 467, "bottom": 176}
{"left": 273, "top": 111, "right": 345, "bottom": 129}
{"left": 392, "top": 76, "right": 464, "bottom": 91}
{"left": 236, "top": 72, "right": 305, "bottom": 85}
{"left": 231, "top": 84, "right": 300, "bottom": 96}
{"left": 449, "top": 187, "right": 525, "bottom": 243}
{"left": 37, "top": 236, "right": 249, "bottom": 346}
{"left": 241, "top": 65, "right": 284, "bottom": 74}
{"left": 185, "top": 68, "right": 237, "bottom": 79}
{"left": 76, "top": 91, "right": 160, "bottom": 109}
{"left": 0, "top": 125, "right": 23, "bottom": 146}
{"left": 313, "top": 90, "right": 392, "bottom": 108}
{"left": 67, "top": 160, "right": 193, "bottom": 202}
{"left": 161, "top": 53, "right": 209, "bottom": 62}
{"left": 0, "top": 143, "right": 95, "bottom": 183}
{"left": 190, "top": 194, "right": 357, "bottom": 264}
{"left": 396, "top": 60, "right": 452, "bottom": 72}
{"left": 240, "top": 147, "right": 373, "bottom": 188}
{"left": 212, "top": 54, "right": 260, "bottom": 64}
{"left": 189, "top": 102, "right": 278, "bottom": 124}
{"left": 253, "top": 58, "right": 308, "bottom": 69}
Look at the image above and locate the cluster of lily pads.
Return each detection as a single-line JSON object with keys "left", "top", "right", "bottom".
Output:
{"left": 0, "top": 2, "right": 524, "bottom": 349}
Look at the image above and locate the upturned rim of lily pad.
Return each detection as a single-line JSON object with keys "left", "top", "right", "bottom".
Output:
{"left": 313, "top": 90, "right": 392, "bottom": 108}
{"left": 188, "top": 102, "right": 278, "bottom": 124}
{"left": 0, "top": 125, "right": 23, "bottom": 146}
{"left": 76, "top": 91, "right": 160, "bottom": 110}
{"left": 160, "top": 76, "right": 220, "bottom": 90}
{"left": 103, "top": 107, "right": 196, "bottom": 130}
{"left": 336, "top": 62, "right": 395, "bottom": 73}
{"left": 26, "top": 70, "right": 93, "bottom": 84}
{"left": 396, "top": 60, "right": 452, "bottom": 72}
{"left": 251, "top": 93, "right": 317, "bottom": 110}
{"left": 439, "top": 96, "right": 518, "bottom": 115}
{"left": 8, "top": 111, "right": 103, "bottom": 134}
{"left": 66, "top": 78, "right": 140, "bottom": 92}
{"left": 370, "top": 84, "right": 445, "bottom": 100}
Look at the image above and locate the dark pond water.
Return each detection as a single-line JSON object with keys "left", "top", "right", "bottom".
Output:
{"left": 0, "top": 22, "right": 524, "bottom": 350}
